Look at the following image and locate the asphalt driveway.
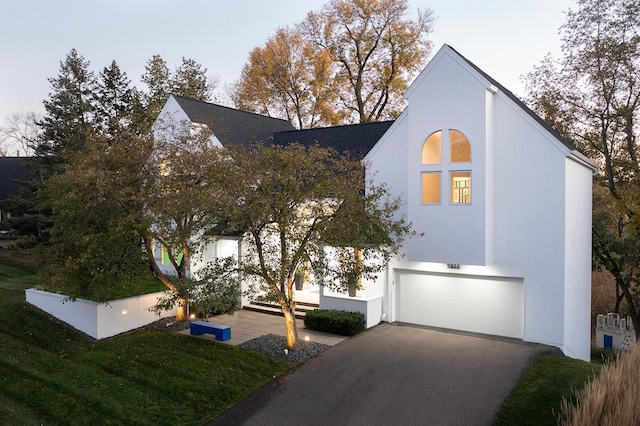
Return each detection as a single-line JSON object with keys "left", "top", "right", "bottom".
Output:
{"left": 207, "top": 323, "right": 561, "bottom": 426}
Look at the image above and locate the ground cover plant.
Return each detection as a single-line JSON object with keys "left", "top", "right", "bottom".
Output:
{"left": 0, "top": 251, "right": 293, "bottom": 425}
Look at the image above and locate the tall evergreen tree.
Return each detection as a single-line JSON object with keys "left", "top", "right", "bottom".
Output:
{"left": 140, "top": 55, "right": 172, "bottom": 128}
{"left": 140, "top": 55, "right": 216, "bottom": 127}
{"left": 94, "top": 60, "right": 134, "bottom": 140}
{"left": 173, "top": 57, "right": 216, "bottom": 101}
{"left": 38, "top": 49, "right": 96, "bottom": 169}
{"left": 1, "top": 49, "right": 96, "bottom": 238}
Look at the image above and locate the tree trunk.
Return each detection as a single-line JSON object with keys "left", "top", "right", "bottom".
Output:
{"left": 282, "top": 306, "right": 299, "bottom": 351}
{"left": 176, "top": 297, "right": 188, "bottom": 321}
{"left": 143, "top": 238, "right": 190, "bottom": 322}
{"left": 615, "top": 276, "right": 640, "bottom": 340}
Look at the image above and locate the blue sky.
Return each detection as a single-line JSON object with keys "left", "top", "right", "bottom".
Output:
{"left": 0, "top": 0, "right": 575, "bottom": 122}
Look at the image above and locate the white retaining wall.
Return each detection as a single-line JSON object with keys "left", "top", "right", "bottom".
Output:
{"left": 25, "top": 289, "right": 177, "bottom": 339}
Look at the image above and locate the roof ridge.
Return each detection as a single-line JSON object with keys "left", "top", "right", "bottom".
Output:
{"left": 275, "top": 120, "right": 395, "bottom": 137}
{"left": 442, "top": 45, "right": 577, "bottom": 151}
{"left": 171, "top": 94, "right": 292, "bottom": 124}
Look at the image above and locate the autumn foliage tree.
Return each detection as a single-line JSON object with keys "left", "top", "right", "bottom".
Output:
{"left": 232, "top": 0, "right": 434, "bottom": 127}
{"left": 301, "top": 0, "right": 434, "bottom": 123}
{"left": 232, "top": 27, "right": 338, "bottom": 129}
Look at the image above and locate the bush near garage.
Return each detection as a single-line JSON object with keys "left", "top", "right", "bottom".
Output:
{"left": 304, "top": 309, "right": 365, "bottom": 336}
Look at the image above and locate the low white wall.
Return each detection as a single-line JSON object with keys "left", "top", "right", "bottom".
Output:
{"left": 25, "top": 289, "right": 177, "bottom": 339}
{"left": 319, "top": 293, "right": 383, "bottom": 329}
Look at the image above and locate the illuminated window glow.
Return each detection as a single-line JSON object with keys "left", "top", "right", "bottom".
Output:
{"left": 421, "top": 131, "right": 442, "bottom": 164}
{"left": 420, "top": 129, "right": 472, "bottom": 205}
{"left": 450, "top": 129, "right": 471, "bottom": 163}
{"left": 450, "top": 172, "right": 471, "bottom": 204}
{"left": 421, "top": 173, "right": 441, "bottom": 204}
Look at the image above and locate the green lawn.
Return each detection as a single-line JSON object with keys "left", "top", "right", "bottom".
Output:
{"left": 0, "top": 248, "right": 602, "bottom": 425}
{"left": 0, "top": 252, "right": 293, "bottom": 425}
{"left": 494, "top": 355, "right": 602, "bottom": 425}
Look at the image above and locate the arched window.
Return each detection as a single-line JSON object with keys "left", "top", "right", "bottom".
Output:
{"left": 421, "top": 131, "right": 442, "bottom": 164}
{"left": 450, "top": 129, "right": 471, "bottom": 163}
{"left": 421, "top": 129, "right": 472, "bottom": 205}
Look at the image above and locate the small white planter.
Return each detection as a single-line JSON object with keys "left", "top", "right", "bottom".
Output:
{"left": 319, "top": 292, "right": 383, "bottom": 329}
{"left": 25, "top": 288, "right": 177, "bottom": 339}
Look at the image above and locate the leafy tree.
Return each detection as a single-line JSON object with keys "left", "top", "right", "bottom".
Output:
{"left": 42, "top": 129, "right": 152, "bottom": 300}
{"left": 143, "top": 118, "right": 236, "bottom": 321}
{"left": 525, "top": 0, "right": 640, "bottom": 336}
{"left": 300, "top": 0, "right": 435, "bottom": 123}
{"left": 215, "top": 142, "right": 414, "bottom": 350}
{"left": 232, "top": 27, "right": 339, "bottom": 129}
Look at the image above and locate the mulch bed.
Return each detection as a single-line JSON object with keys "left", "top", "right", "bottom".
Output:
{"left": 144, "top": 316, "right": 191, "bottom": 333}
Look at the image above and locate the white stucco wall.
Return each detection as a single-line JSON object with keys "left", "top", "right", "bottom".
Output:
{"left": 403, "top": 50, "right": 488, "bottom": 266}
{"left": 563, "top": 158, "right": 593, "bottom": 360}
{"left": 25, "top": 289, "right": 177, "bottom": 339}
{"left": 153, "top": 95, "right": 223, "bottom": 147}
{"left": 490, "top": 88, "right": 582, "bottom": 352}
{"left": 365, "top": 114, "right": 409, "bottom": 222}
{"left": 364, "top": 45, "right": 594, "bottom": 360}
{"left": 192, "top": 237, "right": 240, "bottom": 277}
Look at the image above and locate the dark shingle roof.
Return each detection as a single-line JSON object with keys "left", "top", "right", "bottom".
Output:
{"left": 444, "top": 44, "right": 577, "bottom": 151}
{"left": 0, "top": 157, "right": 30, "bottom": 201}
{"left": 273, "top": 121, "right": 394, "bottom": 160}
{"left": 172, "top": 95, "right": 296, "bottom": 146}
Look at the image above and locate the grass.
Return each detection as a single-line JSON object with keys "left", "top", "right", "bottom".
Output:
{"left": 0, "top": 250, "right": 293, "bottom": 425}
{"left": 494, "top": 355, "right": 602, "bottom": 426}
{"left": 561, "top": 344, "right": 640, "bottom": 425}
{"left": 0, "top": 248, "right": 605, "bottom": 425}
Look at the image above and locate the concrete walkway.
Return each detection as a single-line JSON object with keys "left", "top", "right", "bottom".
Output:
{"left": 206, "top": 322, "right": 561, "bottom": 426}
{"left": 177, "top": 309, "right": 346, "bottom": 347}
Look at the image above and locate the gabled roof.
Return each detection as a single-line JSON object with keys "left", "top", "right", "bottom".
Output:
{"left": 172, "top": 95, "right": 296, "bottom": 146}
{"left": 274, "top": 121, "right": 394, "bottom": 160}
{"left": 441, "top": 44, "right": 578, "bottom": 152}
{"left": 0, "top": 157, "right": 30, "bottom": 201}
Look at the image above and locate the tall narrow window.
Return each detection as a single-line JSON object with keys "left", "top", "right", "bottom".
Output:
{"left": 450, "top": 172, "right": 471, "bottom": 204}
{"left": 422, "top": 131, "right": 442, "bottom": 164}
{"left": 450, "top": 129, "right": 471, "bottom": 163}
{"left": 422, "top": 172, "right": 441, "bottom": 204}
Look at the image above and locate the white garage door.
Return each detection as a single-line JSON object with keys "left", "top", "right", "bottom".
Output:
{"left": 395, "top": 271, "right": 524, "bottom": 339}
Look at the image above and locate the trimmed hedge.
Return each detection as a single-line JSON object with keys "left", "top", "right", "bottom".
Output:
{"left": 304, "top": 309, "right": 365, "bottom": 336}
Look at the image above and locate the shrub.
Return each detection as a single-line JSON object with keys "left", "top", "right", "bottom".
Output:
{"left": 590, "top": 346, "right": 618, "bottom": 365}
{"left": 4, "top": 235, "right": 39, "bottom": 249}
{"left": 304, "top": 309, "right": 365, "bottom": 336}
{"left": 561, "top": 343, "right": 640, "bottom": 425}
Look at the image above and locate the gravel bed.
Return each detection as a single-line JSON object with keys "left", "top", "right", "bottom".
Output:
{"left": 145, "top": 319, "right": 330, "bottom": 364}
{"left": 239, "top": 334, "right": 330, "bottom": 364}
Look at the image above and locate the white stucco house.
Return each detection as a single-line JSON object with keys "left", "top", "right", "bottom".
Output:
{"left": 154, "top": 44, "right": 596, "bottom": 361}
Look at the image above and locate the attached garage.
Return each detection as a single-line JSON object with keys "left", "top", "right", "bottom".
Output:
{"left": 395, "top": 271, "right": 524, "bottom": 339}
